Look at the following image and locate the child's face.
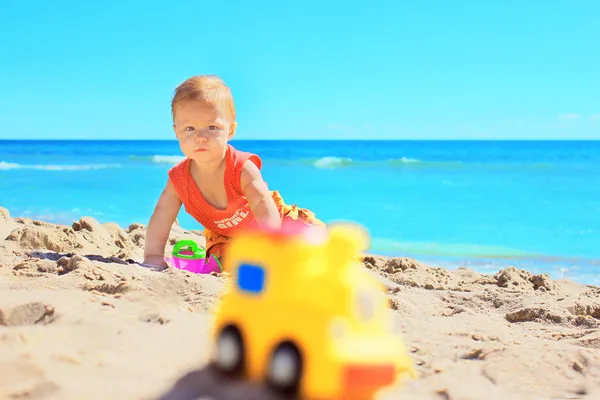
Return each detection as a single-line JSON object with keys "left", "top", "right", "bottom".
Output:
{"left": 172, "top": 99, "right": 236, "bottom": 162}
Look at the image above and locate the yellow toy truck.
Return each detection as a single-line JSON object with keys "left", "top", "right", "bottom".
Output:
{"left": 210, "top": 222, "right": 415, "bottom": 400}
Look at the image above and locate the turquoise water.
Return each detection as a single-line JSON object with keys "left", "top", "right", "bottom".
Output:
{"left": 1, "top": 140, "right": 599, "bottom": 284}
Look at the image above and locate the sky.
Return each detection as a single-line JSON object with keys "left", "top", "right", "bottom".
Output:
{"left": 0, "top": 0, "right": 598, "bottom": 140}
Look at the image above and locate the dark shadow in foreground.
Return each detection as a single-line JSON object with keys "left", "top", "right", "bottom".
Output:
{"left": 157, "top": 363, "right": 299, "bottom": 400}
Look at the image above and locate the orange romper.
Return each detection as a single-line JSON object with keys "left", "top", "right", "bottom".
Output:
{"left": 168, "top": 144, "right": 323, "bottom": 259}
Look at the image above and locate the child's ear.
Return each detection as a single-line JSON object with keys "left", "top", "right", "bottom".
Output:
{"left": 228, "top": 122, "right": 238, "bottom": 140}
{"left": 173, "top": 124, "right": 180, "bottom": 139}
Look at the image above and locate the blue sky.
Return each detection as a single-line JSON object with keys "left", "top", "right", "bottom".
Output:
{"left": 0, "top": 0, "right": 598, "bottom": 140}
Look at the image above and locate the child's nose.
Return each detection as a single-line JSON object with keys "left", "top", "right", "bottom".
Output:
{"left": 195, "top": 135, "right": 208, "bottom": 143}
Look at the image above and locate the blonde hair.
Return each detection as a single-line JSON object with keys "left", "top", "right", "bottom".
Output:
{"left": 171, "top": 75, "right": 236, "bottom": 121}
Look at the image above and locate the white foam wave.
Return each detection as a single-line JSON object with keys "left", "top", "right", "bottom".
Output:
{"left": 399, "top": 157, "right": 420, "bottom": 163}
{"left": 0, "top": 161, "right": 121, "bottom": 171}
{"left": 151, "top": 155, "right": 186, "bottom": 164}
{"left": 313, "top": 156, "right": 352, "bottom": 168}
{"left": 311, "top": 156, "right": 421, "bottom": 169}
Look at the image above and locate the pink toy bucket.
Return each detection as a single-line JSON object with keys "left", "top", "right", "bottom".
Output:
{"left": 165, "top": 240, "right": 222, "bottom": 274}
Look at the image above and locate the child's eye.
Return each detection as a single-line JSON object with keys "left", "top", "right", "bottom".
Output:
{"left": 208, "top": 125, "right": 219, "bottom": 131}
{"left": 185, "top": 126, "right": 195, "bottom": 132}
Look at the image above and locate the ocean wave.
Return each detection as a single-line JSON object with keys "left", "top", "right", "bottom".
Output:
{"left": 151, "top": 155, "right": 186, "bottom": 164}
{"left": 133, "top": 154, "right": 537, "bottom": 171}
{"left": 311, "top": 156, "right": 424, "bottom": 169}
{"left": 128, "top": 155, "right": 186, "bottom": 164}
{"left": 312, "top": 156, "right": 353, "bottom": 168}
{"left": 126, "top": 154, "right": 432, "bottom": 168}
{"left": 305, "top": 157, "right": 588, "bottom": 171}
{"left": 0, "top": 161, "right": 121, "bottom": 171}
{"left": 303, "top": 156, "right": 465, "bottom": 169}
{"left": 370, "top": 239, "right": 600, "bottom": 266}
{"left": 4, "top": 154, "right": 538, "bottom": 172}
{"left": 120, "top": 154, "right": 593, "bottom": 173}
{"left": 369, "top": 238, "right": 540, "bottom": 259}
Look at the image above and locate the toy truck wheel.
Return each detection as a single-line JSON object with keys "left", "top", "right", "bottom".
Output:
{"left": 266, "top": 343, "right": 302, "bottom": 393}
{"left": 214, "top": 326, "right": 244, "bottom": 374}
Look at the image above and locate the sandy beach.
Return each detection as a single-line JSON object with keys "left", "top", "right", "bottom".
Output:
{"left": 1, "top": 205, "right": 600, "bottom": 400}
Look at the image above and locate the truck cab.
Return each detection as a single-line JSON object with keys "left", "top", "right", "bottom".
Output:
{"left": 211, "top": 222, "right": 415, "bottom": 399}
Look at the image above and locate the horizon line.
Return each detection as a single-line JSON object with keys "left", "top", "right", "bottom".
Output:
{"left": 2, "top": 138, "right": 600, "bottom": 142}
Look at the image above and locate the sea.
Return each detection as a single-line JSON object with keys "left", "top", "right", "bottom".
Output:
{"left": 1, "top": 139, "right": 599, "bottom": 285}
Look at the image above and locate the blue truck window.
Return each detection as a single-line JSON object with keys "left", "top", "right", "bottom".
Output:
{"left": 237, "top": 263, "right": 265, "bottom": 294}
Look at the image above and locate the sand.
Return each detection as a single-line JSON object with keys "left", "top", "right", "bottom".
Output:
{"left": 1, "top": 205, "right": 600, "bottom": 400}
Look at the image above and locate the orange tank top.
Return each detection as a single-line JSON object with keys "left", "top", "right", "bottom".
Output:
{"left": 168, "top": 144, "right": 264, "bottom": 236}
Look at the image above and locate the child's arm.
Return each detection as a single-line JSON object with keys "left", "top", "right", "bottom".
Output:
{"left": 143, "top": 179, "right": 182, "bottom": 266}
{"left": 239, "top": 160, "right": 281, "bottom": 230}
